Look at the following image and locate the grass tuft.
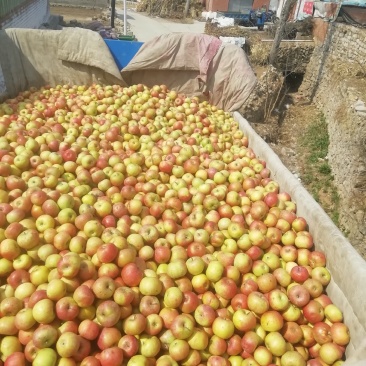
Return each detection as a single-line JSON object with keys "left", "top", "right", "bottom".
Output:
{"left": 298, "top": 114, "right": 340, "bottom": 226}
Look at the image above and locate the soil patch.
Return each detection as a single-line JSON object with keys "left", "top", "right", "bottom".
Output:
{"left": 50, "top": 5, "right": 102, "bottom": 23}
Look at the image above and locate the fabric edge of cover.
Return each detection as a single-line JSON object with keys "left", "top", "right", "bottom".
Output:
{"left": 122, "top": 32, "right": 258, "bottom": 112}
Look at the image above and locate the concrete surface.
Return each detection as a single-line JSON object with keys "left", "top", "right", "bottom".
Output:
{"left": 115, "top": 7, "right": 206, "bottom": 42}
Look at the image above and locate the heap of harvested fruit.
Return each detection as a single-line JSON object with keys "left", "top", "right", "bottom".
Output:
{"left": 0, "top": 84, "right": 350, "bottom": 366}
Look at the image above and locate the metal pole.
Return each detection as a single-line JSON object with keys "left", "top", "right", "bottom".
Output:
{"left": 124, "top": 0, "right": 127, "bottom": 35}
{"left": 111, "top": 0, "right": 116, "bottom": 28}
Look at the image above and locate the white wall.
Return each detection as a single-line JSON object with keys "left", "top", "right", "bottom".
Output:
{"left": 0, "top": 0, "right": 50, "bottom": 29}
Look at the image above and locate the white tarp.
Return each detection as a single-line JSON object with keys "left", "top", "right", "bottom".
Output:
{"left": 212, "top": 16, "right": 235, "bottom": 27}
{"left": 202, "top": 11, "right": 218, "bottom": 19}
{"left": 313, "top": 1, "right": 342, "bottom": 22}
{"left": 220, "top": 36, "right": 246, "bottom": 47}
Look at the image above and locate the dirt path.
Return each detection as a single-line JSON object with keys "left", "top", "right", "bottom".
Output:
{"left": 50, "top": 4, "right": 206, "bottom": 42}
{"left": 115, "top": 7, "right": 206, "bottom": 42}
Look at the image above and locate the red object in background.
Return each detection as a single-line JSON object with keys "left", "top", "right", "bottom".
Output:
{"left": 206, "top": 0, "right": 229, "bottom": 12}
{"left": 303, "top": 1, "right": 314, "bottom": 15}
{"left": 252, "top": 0, "right": 270, "bottom": 10}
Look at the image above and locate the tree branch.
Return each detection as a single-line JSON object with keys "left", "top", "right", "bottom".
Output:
{"left": 184, "top": 0, "right": 191, "bottom": 17}
{"left": 269, "top": 0, "right": 296, "bottom": 65}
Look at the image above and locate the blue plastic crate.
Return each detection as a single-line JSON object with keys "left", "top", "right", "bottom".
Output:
{"left": 104, "top": 39, "right": 144, "bottom": 70}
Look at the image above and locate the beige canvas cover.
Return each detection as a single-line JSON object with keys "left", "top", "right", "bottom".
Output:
{"left": 0, "top": 27, "right": 124, "bottom": 101}
{"left": 121, "top": 33, "right": 257, "bottom": 112}
{"left": 0, "top": 29, "right": 256, "bottom": 111}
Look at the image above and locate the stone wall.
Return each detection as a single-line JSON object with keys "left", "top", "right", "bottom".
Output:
{"left": 299, "top": 20, "right": 366, "bottom": 255}
{"left": 204, "top": 22, "right": 315, "bottom": 74}
{"left": 250, "top": 40, "right": 315, "bottom": 73}
{"left": 0, "top": 0, "right": 50, "bottom": 29}
{"left": 300, "top": 21, "right": 366, "bottom": 99}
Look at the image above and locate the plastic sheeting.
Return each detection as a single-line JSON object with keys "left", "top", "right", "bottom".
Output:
{"left": 212, "top": 16, "right": 235, "bottom": 27}
{"left": 219, "top": 36, "right": 246, "bottom": 47}
{"left": 313, "top": 1, "right": 342, "bottom": 21}
{"left": 234, "top": 112, "right": 366, "bottom": 366}
{"left": 202, "top": 11, "right": 218, "bottom": 19}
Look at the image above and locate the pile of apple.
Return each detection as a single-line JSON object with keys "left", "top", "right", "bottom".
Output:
{"left": 0, "top": 83, "right": 350, "bottom": 366}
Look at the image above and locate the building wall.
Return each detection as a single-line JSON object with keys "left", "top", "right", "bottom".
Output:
{"left": 252, "top": 0, "right": 271, "bottom": 10}
{"left": 206, "top": 0, "right": 229, "bottom": 12}
{"left": 228, "top": 0, "right": 252, "bottom": 12}
{"left": 0, "top": 0, "right": 50, "bottom": 29}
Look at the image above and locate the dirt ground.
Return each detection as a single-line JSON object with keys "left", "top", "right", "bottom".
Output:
{"left": 50, "top": 6, "right": 102, "bottom": 23}
{"left": 268, "top": 103, "right": 309, "bottom": 174}
{"left": 269, "top": 102, "right": 319, "bottom": 181}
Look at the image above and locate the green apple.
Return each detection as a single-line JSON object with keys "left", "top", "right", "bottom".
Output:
{"left": 0, "top": 335, "right": 21, "bottom": 359}
{"left": 33, "top": 348, "right": 57, "bottom": 366}
{"left": 264, "top": 331, "right": 287, "bottom": 357}
{"left": 47, "top": 279, "right": 67, "bottom": 301}
{"left": 139, "top": 335, "right": 161, "bottom": 358}
{"left": 32, "top": 299, "right": 55, "bottom": 324}
{"left": 29, "top": 265, "right": 50, "bottom": 286}
{"left": 164, "top": 287, "right": 183, "bottom": 309}
{"left": 56, "top": 332, "right": 81, "bottom": 358}
{"left": 206, "top": 260, "right": 224, "bottom": 282}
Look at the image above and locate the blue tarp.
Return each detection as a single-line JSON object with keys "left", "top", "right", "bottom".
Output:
{"left": 104, "top": 39, "right": 144, "bottom": 70}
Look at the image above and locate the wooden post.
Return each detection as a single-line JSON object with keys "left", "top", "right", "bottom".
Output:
{"left": 269, "top": 0, "right": 296, "bottom": 65}
{"left": 184, "top": 0, "right": 191, "bottom": 17}
{"left": 111, "top": 0, "right": 116, "bottom": 28}
{"left": 124, "top": 0, "right": 127, "bottom": 35}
